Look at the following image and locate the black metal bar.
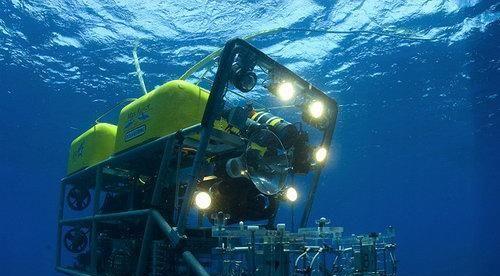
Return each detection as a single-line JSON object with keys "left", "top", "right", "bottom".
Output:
{"left": 55, "top": 181, "right": 66, "bottom": 267}
{"left": 95, "top": 209, "right": 151, "bottom": 220}
{"left": 151, "top": 210, "right": 181, "bottom": 246}
{"left": 250, "top": 229, "right": 256, "bottom": 275}
{"left": 59, "top": 209, "right": 151, "bottom": 225}
{"left": 177, "top": 39, "right": 239, "bottom": 232}
{"left": 300, "top": 101, "right": 338, "bottom": 228}
{"left": 135, "top": 215, "right": 155, "bottom": 276}
{"left": 151, "top": 210, "right": 209, "bottom": 276}
{"left": 300, "top": 170, "right": 322, "bottom": 228}
{"left": 56, "top": 266, "right": 93, "bottom": 276}
{"left": 176, "top": 129, "right": 208, "bottom": 231}
{"left": 59, "top": 215, "right": 93, "bottom": 226}
{"left": 136, "top": 137, "right": 176, "bottom": 276}
{"left": 151, "top": 137, "right": 175, "bottom": 206}
{"left": 90, "top": 167, "right": 103, "bottom": 274}
{"left": 181, "top": 251, "right": 211, "bottom": 276}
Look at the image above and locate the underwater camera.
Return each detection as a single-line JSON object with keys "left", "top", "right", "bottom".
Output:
{"left": 192, "top": 103, "right": 308, "bottom": 223}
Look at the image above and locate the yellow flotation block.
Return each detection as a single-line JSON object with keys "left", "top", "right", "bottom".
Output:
{"left": 114, "top": 80, "right": 211, "bottom": 153}
{"left": 67, "top": 123, "right": 117, "bottom": 174}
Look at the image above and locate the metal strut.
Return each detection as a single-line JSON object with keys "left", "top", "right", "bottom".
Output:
{"left": 58, "top": 209, "right": 209, "bottom": 276}
{"left": 177, "top": 38, "right": 240, "bottom": 233}
{"left": 135, "top": 137, "right": 176, "bottom": 276}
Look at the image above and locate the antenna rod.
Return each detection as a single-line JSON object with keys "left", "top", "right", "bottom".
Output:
{"left": 133, "top": 45, "right": 148, "bottom": 95}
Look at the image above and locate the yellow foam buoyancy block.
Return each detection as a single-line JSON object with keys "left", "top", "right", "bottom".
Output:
{"left": 114, "top": 80, "right": 211, "bottom": 153}
{"left": 67, "top": 123, "right": 117, "bottom": 175}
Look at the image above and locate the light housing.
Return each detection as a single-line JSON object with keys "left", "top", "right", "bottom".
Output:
{"left": 274, "top": 82, "right": 295, "bottom": 101}
{"left": 314, "top": 147, "right": 328, "bottom": 163}
{"left": 285, "top": 187, "right": 298, "bottom": 202}
{"left": 302, "top": 99, "right": 330, "bottom": 129}
{"left": 308, "top": 100, "right": 325, "bottom": 119}
{"left": 194, "top": 191, "right": 212, "bottom": 210}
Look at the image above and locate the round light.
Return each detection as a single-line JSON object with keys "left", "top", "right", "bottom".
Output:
{"left": 285, "top": 187, "right": 298, "bottom": 202}
{"left": 308, "top": 101, "right": 325, "bottom": 119}
{"left": 314, "top": 147, "right": 328, "bottom": 163}
{"left": 194, "top": 191, "right": 211, "bottom": 210}
{"left": 276, "top": 82, "right": 294, "bottom": 101}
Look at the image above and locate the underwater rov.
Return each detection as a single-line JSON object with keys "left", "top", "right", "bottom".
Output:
{"left": 56, "top": 38, "right": 397, "bottom": 275}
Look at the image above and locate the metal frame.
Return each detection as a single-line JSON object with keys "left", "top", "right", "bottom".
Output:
{"left": 210, "top": 222, "right": 397, "bottom": 276}
{"left": 56, "top": 126, "right": 212, "bottom": 276}
{"left": 56, "top": 38, "right": 338, "bottom": 275}
{"left": 176, "top": 38, "right": 338, "bottom": 231}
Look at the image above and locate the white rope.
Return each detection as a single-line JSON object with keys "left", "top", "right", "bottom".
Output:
{"left": 133, "top": 45, "right": 148, "bottom": 95}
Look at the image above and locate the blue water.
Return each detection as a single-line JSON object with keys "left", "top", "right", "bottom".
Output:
{"left": 1, "top": 0, "right": 499, "bottom": 275}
